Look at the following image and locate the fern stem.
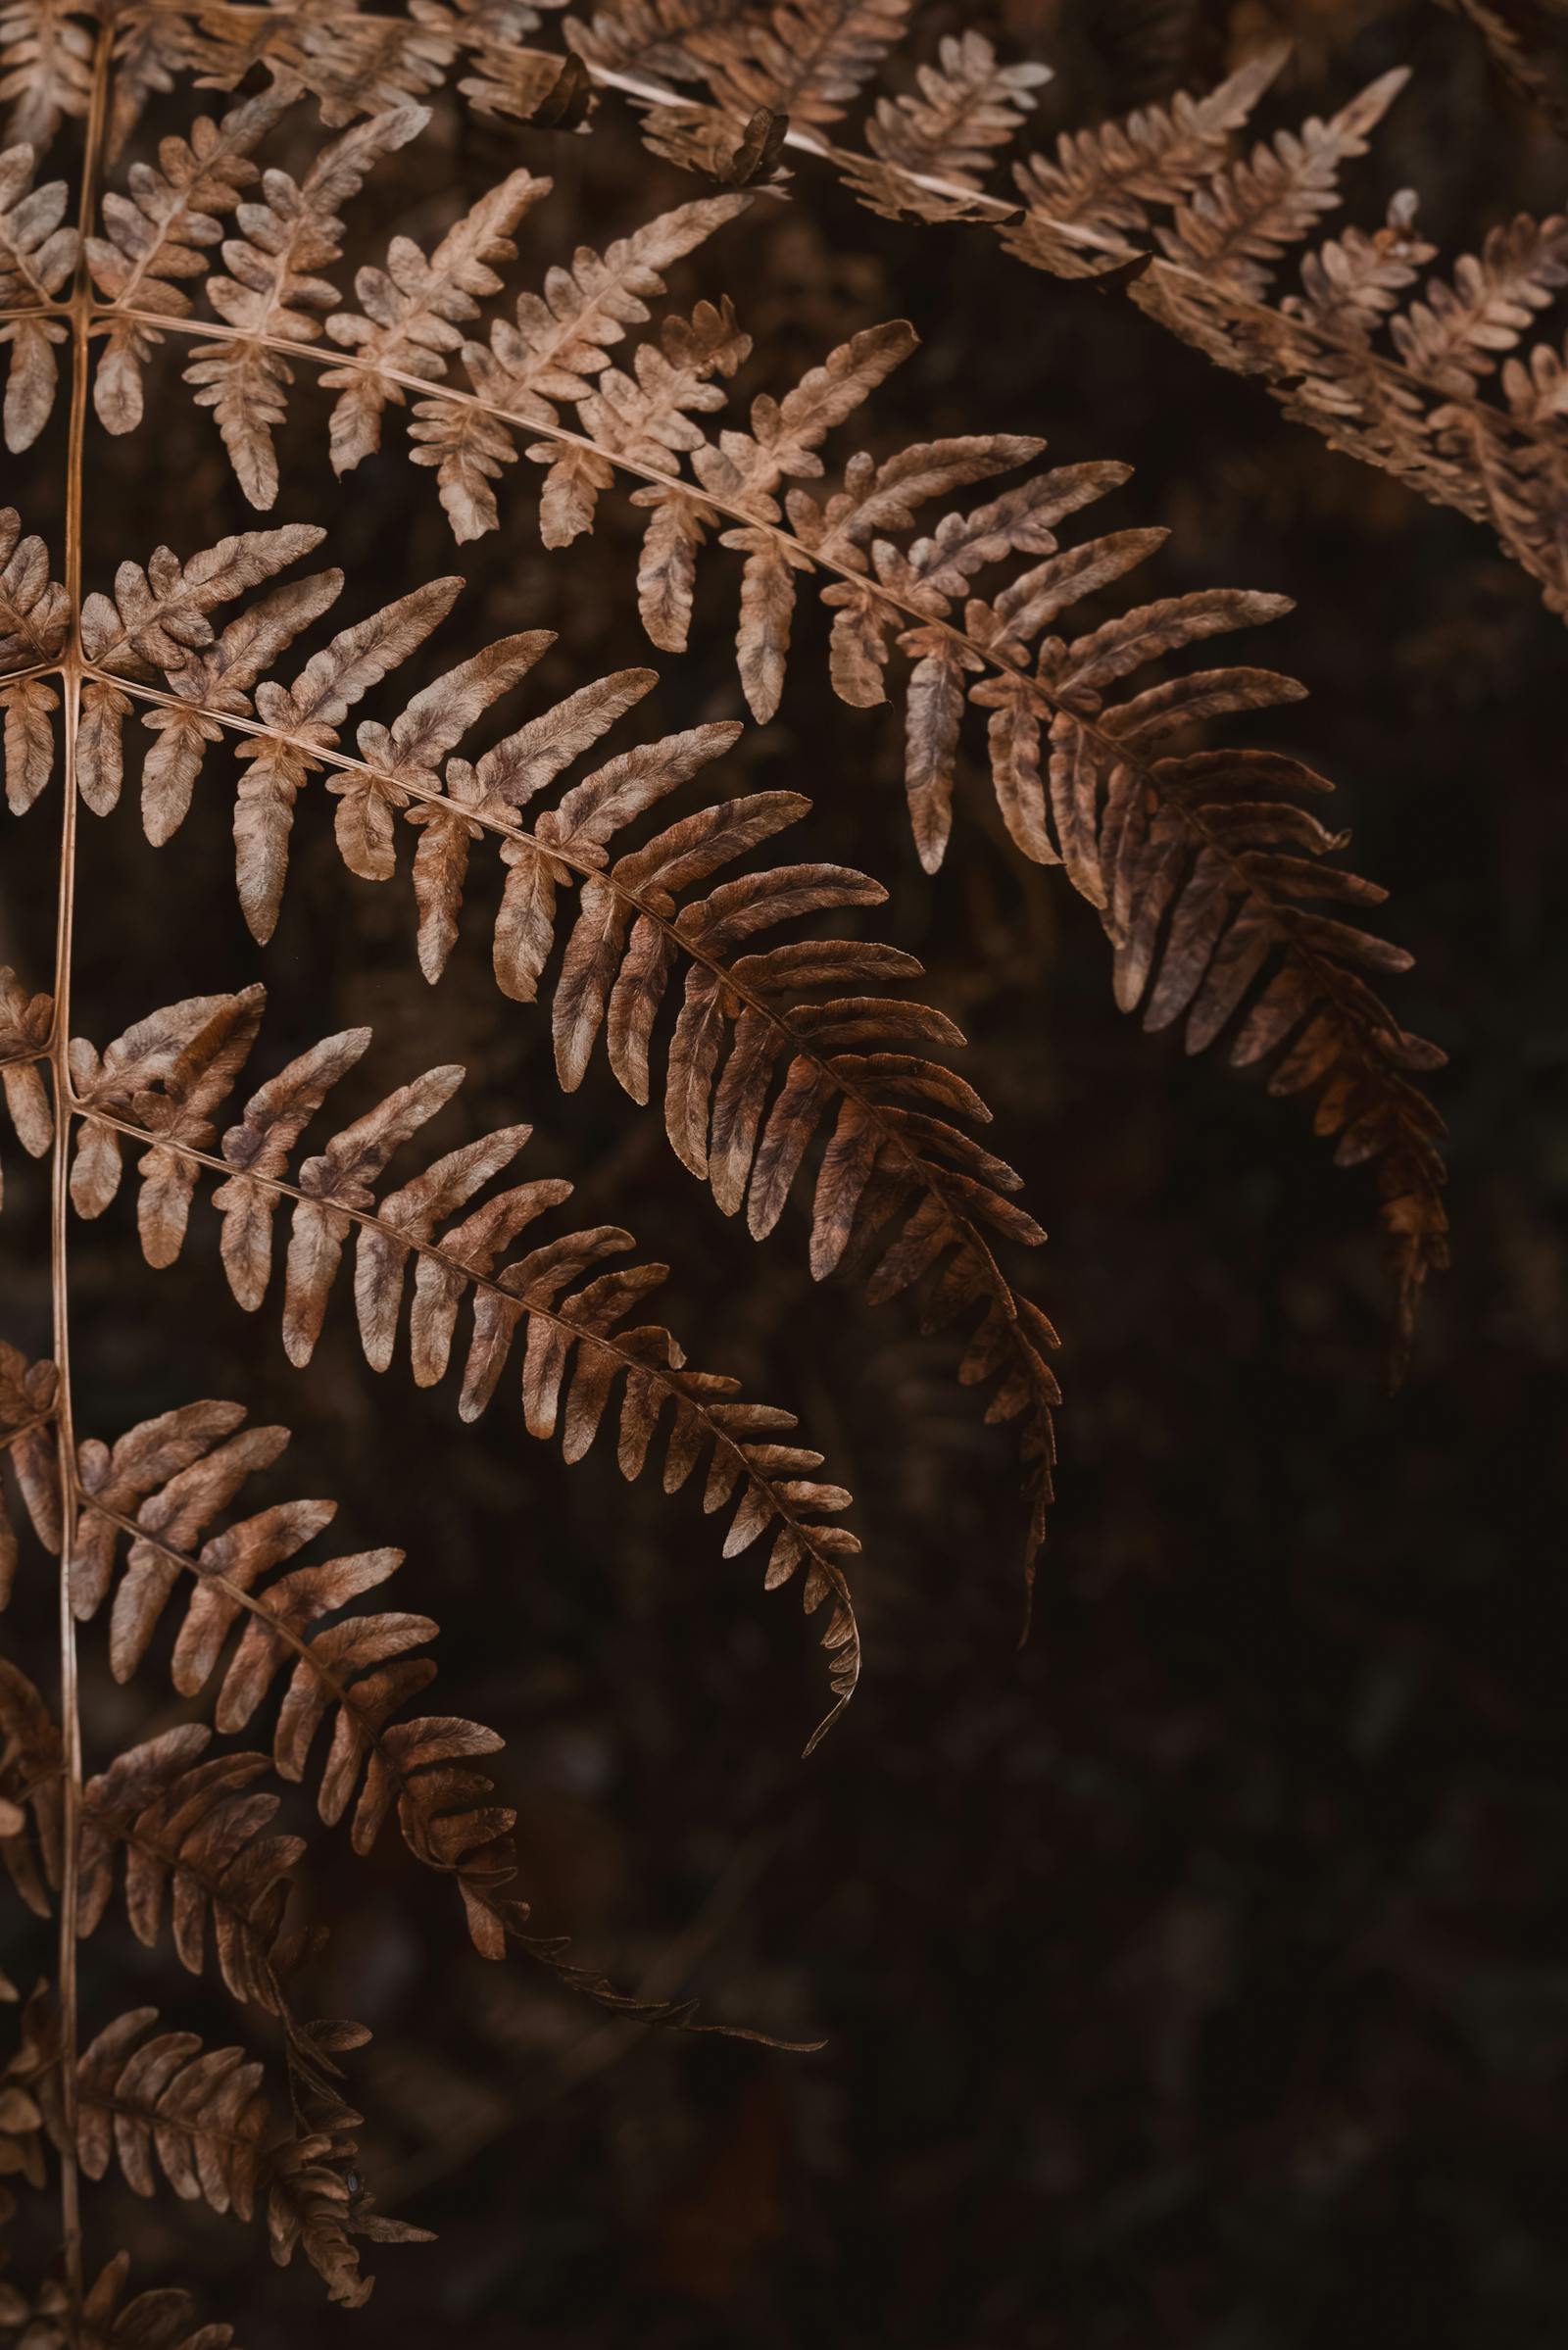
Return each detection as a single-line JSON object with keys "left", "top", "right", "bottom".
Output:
{"left": 0, "top": 1409, "right": 60, "bottom": 1453}
{"left": 47, "top": 15, "right": 117, "bottom": 2315}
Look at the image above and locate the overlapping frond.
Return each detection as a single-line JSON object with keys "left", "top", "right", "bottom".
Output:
{"left": 0, "top": 1401, "right": 839, "bottom": 2065}
{"left": 11, "top": 6, "right": 1555, "bottom": 614}
{"left": 0, "top": 0, "right": 94, "bottom": 156}
{"left": 15, "top": 44, "right": 1544, "bottom": 624}
{"left": 62, "top": 992, "right": 864, "bottom": 1743}
{"left": 178, "top": 101, "right": 425, "bottom": 507}
{"left": 0, "top": 514, "right": 1057, "bottom": 1565}
{"left": 77, "top": 1727, "right": 308, "bottom": 2013}
{"left": 0, "top": 367, "right": 1445, "bottom": 1372}
{"left": 1440, "top": 0, "right": 1568, "bottom": 134}
{"left": 68, "top": 1408, "right": 520, "bottom": 1953}
{"left": 0, "top": 1974, "right": 383, "bottom": 2316}
{"left": 2, "top": 1654, "right": 317, "bottom": 2011}
{"left": 72, "top": 2006, "right": 427, "bottom": 2308}
{"left": 1198, "top": 197, "right": 1568, "bottom": 619}
{"left": 105, "top": 0, "right": 589, "bottom": 153}
{"left": 0, "top": 1340, "right": 58, "bottom": 1608}
{"left": 549, "top": 11, "right": 1568, "bottom": 620}
{"left": 0, "top": 974, "right": 53, "bottom": 1214}
{"left": 0, "top": 139, "right": 76, "bottom": 448}
{"left": 577, "top": 0, "right": 913, "bottom": 128}
{"left": 0, "top": 2250, "right": 238, "bottom": 2350}
{"left": 843, "top": 32, "right": 1051, "bottom": 220}
{"left": 60, "top": 230, "right": 1432, "bottom": 1347}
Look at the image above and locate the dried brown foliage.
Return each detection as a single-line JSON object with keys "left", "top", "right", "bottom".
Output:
{"left": 0, "top": 2, "right": 1470, "bottom": 2337}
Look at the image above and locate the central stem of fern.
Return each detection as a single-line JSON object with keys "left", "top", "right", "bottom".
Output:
{"left": 48, "top": 20, "right": 118, "bottom": 2318}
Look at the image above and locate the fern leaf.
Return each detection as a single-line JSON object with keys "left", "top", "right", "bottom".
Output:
{"left": 87, "top": 84, "right": 293, "bottom": 433}
{"left": 29, "top": 524, "right": 1058, "bottom": 1558}
{"left": 846, "top": 32, "right": 1050, "bottom": 220}
{"left": 1145, "top": 68, "right": 1412, "bottom": 301}
{"left": 239, "top": 575, "right": 461, "bottom": 933}
{"left": 321, "top": 166, "right": 549, "bottom": 473}
{"left": 0, "top": 0, "right": 93, "bottom": 156}
{"left": 182, "top": 103, "right": 426, "bottom": 507}
{"left": 0, "top": 139, "right": 75, "bottom": 449}
{"left": 77, "top": 1726, "right": 306, "bottom": 2017}
{"left": 867, "top": 33, "right": 1050, "bottom": 189}
{"left": 1390, "top": 210, "right": 1568, "bottom": 396}
{"left": 74, "top": 2009, "right": 422, "bottom": 2307}
{"left": 13, "top": 2250, "right": 239, "bottom": 2350}
{"left": 67, "top": 1420, "right": 520, "bottom": 1950}
{"left": 0, "top": 968, "right": 53, "bottom": 1218}
{"left": 710, "top": 0, "right": 912, "bottom": 127}
{"left": 75, "top": 522, "right": 325, "bottom": 812}
{"left": 1004, "top": 48, "right": 1286, "bottom": 276}
{"left": 410, "top": 190, "right": 748, "bottom": 540}
{"left": 0, "top": 505, "right": 69, "bottom": 677}
{"left": 65, "top": 996, "right": 864, "bottom": 1748}
{"left": 76, "top": 2007, "right": 270, "bottom": 2220}
{"left": 565, "top": 0, "right": 792, "bottom": 87}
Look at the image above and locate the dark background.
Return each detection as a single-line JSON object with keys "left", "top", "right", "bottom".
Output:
{"left": 1, "top": 3, "right": 1565, "bottom": 2342}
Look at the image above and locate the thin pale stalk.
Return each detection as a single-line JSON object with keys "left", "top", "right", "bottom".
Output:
{"left": 47, "top": 17, "right": 117, "bottom": 2316}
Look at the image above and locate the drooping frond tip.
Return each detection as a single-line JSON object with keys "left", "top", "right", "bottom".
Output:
{"left": 57, "top": 989, "right": 864, "bottom": 1749}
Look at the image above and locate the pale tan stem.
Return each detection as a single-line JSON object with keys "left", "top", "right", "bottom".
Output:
{"left": 48, "top": 15, "right": 117, "bottom": 2316}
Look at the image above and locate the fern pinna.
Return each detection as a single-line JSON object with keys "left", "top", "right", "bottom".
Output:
{"left": 14, "top": 0, "right": 1539, "bottom": 619}
{"left": 0, "top": 10, "right": 1449, "bottom": 2337}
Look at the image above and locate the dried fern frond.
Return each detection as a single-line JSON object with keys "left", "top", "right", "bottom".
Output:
{"left": 0, "top": 0, "right": 94, "bottom": 157}
{"left": 550, "top": 12, "right": 1568, "bottom": 620}
{"left": 0, "top": 1651, "right": 63, "bottom": 1913}
{"left": 1177, "top": 194, "right": 1568, "bottom": 620}
{"left": 568, "top": 0, "right": 912, "bottom": 128}
{"left": 54, "top": 122, "right": 1434, "bottom": 1354}
{"left": 70, "top": 1414, "right": 518, "bottom": 1956}
{"left": 96, "top": 0, "right": 580, "bottom": 154}
{"left": 0, "top": 508, "right": 1058, "bottom": 1581}
{"left": 175, "top": 100, "right": 427, "bottom": 507}
{"left": 71, "top": 2006, "right": 427, "bottom": 2308}
{"left": 841, "top": 31, "right": 1052, "bottom": 221}
{"left": 0, "top": 1342, "right": 59, "bottom": 1605}
{"left": 0, "top": 138, "right": 76, "bottom": 447}
{"left": 1440, "top": 0, "right": 1568, "bottom": 134}
{"left": 59, "top": 992, "right": 863, "bottom": 1745}
{"left": 0, "top": 1403, "right": 834, "bottom": 2057}
{"left": 61, "top": 60, "right": 1567, "bottom": 626}
{"left": 0, "top": 2250, "right": 237, "bottom": 2350}
{"left": 76, "top": 1727, "right": 310, "bottom": 2017}
{"left": 0, "top": 972, "right": 54, "bottom": 1215}
{"left": 26, "top": 9, "right": 1549, "bottom": 614}
{"left": 0, "top": 1867, "right": 413, "bottom": 2308}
